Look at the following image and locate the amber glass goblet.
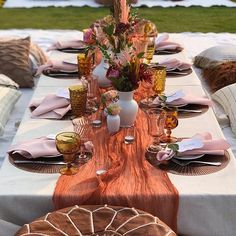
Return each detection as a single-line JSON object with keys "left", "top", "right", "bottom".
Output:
{"left": 163, "top": 108, "right": 178, "bottom": 143}
{"left": 145, "top": 36, "right": 156, "bottom": 64}
{"left": 55, "top": 132, "right": 81, "bottom": 175}
{"left": 152, "top": 65, "right": 166, "bottom": 95}
{"left": 146, "top": 108, "right": 166, "bottom": 153}
{"left": 77, "top": 52, "right": 94, "bottom": 78}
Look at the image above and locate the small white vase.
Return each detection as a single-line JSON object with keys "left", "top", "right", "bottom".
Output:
{"left": 116, "top": 90, "right": 138, "bottom": 127}
{"left": 107, "top": 114, "right": 120, "bottom": 134}
{"left": 92, "top": 56, "right": 112, "bottom": 88}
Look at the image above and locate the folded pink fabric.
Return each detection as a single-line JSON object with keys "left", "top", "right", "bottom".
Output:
{"left": 8, "top": 137, "right": 60, "bottom": 159}
{"left": 155, "top": 33, "right": 183, "bottom": 51}
{"left": 29, "top": 94, "right": 71, "bottom": 119}
{"left": 36, "top": 60, "right": 77, "bottom": 76}
{"left": 157, "top": 132, "right": 230, "bottom": 161}
{"left": 158, "top": 58, "right": 192, "bottom": 71}
{"left": 47, "top": 39, "right": 86, "bottom": 51}
{"left": 153, "top": 93, "right": 213, "bottom": 106}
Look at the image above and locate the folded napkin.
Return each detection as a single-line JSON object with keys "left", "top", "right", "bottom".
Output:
{"left": 158, "top": 58, "right": 192, "bottom": 71}
{"left": 36, "top": 60, "right": 78, "bottom": 76}
{"left": 29, "top": 94, "right": 71, "bottom": 119}
{"left": 47, "top": 39, "right": 86, "bottom": 51}
{"left": 157, "top": 132, "right": 230, "bottom": 161}
{"left": 152, "top": 90, "right": 213, "bottom": 107}
{"left": 155, "top": 33, "right": 183, "bottom": 52}
{"left": 8, "top": 137, "right": 60, "bottom": 159}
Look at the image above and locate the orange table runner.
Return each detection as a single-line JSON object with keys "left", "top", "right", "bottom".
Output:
{"left": 53, "top": 109, "right": 179, "bottom": 232}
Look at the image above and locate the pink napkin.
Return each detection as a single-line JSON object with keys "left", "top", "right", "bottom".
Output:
{"left": 158, "top": 58, "right": 192, "bottom": 71}
{"left": 157, "top": 132, "right": 230, "bottom": 161}
{"left": 29, "top": 94, "right": 71, "bottom": 119}
{"left": 155, "top": 33, "right": 183, "bottom": 51}
{"left": 47, "top": 39, "right": 86, "bottom": 51}
{"left": 8, "top": 137, "right": 60, "bottom": 159}
{"left": 153, "top": 92, "right": 213, "bottom": 107}
{"left": 36, "top": 60, "right": 77, "bottom": 76}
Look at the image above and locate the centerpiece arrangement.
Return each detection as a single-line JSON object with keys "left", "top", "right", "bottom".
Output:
{"left": 84, "top": 0, "right": 157, "bottom": 126}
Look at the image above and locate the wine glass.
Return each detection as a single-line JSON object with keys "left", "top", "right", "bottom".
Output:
{"left": 162, "top": 107, "right": 178, "bottom": 143}
{"left": 72, "top": 117, "right": 92, "bottom": 163}
{"left": 55, "top": 132, "right": 81, "bottom": 175}
{"left": 145, "top": 36, "right": 156, "bottom": 64}
{"left": 146, "top": 108, "right": 166, "bottom": 153}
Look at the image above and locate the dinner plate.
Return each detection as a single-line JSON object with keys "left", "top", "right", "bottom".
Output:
{"left": 174, "top": 154, "right": 204, "bottom": 160}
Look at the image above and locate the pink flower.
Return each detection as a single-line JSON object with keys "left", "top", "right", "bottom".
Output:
{"left": 106, "top": 65, "right": 120, "bottom": 79}
{"left": 83, "top": 28, "right": 94, "bottom": 44}
{"left": 84, "top": 141, "right": 94, "bottom": 153}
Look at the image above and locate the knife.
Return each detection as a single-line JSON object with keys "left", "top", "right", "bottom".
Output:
{"left": 177, "top": 108, "right": 203, "bottom": 113}
{"left": 14, "top": 160, "right": 66, "bottom": 165}
{"left": 44, "top": 72, "right": 78, "bottom": 78}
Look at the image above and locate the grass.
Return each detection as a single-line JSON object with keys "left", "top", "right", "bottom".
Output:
{"left": 0, "top": 6, "right": 236, "bottom": 32}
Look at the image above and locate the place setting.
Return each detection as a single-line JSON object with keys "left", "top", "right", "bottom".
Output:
{"left": 47, "top": 38, "right": 87, "bottom": 53}
{"left": 152, "top": 58, "right": 193, "bottom": 77}
{"left": 139, "top": 70, "right": 212, "bottom": 118}
{"left": 154, "top": 33, "right": 184, "bottom": 55}
{"left": 7, "top": 117, "right": 95, "bottom": 174}
{"left": 36, "top": 59, "right": 79, "bottom": 78}
{"left": 144, "top": 120, "right": 231, "bottom": 176}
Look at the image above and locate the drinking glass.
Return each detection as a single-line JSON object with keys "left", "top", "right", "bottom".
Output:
{"left": 145, "top": 36, "right": 156, "bottom": 64}
{"left": 77, "top": 52, "right": 94, "bottom": 78}
{"left": 55, "top": 132, "right": 81, "bottom": 175}
{"left": 69, "top": 84, "right": 88, "bottom": 117}
{"left": 87, "top": 75, "right": 100, "bottom": 113}
{"left": 146, "top": 108, "right": 166, "bottom": 153}
{"left": 163, "top": 108, "right": 178, "bottom": 143}
{"left": 152, "top": 65, "right": 166, "bottom": 95}
{"left": 72, "top": 117, "right": 92, "bottom": 163}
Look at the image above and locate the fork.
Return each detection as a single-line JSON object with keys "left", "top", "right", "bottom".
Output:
{"left": 171, "top": 158, "right": 222, "bottom": 167}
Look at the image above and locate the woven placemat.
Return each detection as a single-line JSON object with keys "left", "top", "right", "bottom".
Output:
{"left": 154, "top": 46, "right": 183, "bottom": 55}
{"left": 8, "top": 152, "right": 92, "bottom": 174}
{"left": 167, "top": 68, "right": 192, "bottom": 77}
{"left": 178, "top": 103, "right": 209, "bottom": 119}
{"left": 148, "top": 151, "right": 229, "bottom": 176}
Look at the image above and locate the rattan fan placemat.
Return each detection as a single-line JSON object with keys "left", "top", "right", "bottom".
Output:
{"left": 148, "top": 152, "right": 230, "bottom": 176}
{"left": 9, "top": 152, "right": 92, "bottom": 174}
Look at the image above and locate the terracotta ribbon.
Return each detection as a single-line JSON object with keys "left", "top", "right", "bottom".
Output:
{"left": 53, "top": 110, "right": 179, "bottom": 232}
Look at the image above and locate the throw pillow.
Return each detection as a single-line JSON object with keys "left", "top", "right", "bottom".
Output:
{"left": 193, "top": 45, "right": 236, "bottom": 92}
{"left": 212, "top": 83, "right": 236, "bottom": 135}
{"left": 194, "top": 45, "right": 236, "bottom": 69}
{"left": 0, "top": 36, "right": 34, "bottom": 88}
{"left": 0, "top": 74, "right": 21, "bottom": 136}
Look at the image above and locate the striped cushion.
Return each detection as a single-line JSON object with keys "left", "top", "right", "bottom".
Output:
{"left": 0, "top": 76, "right": 21, "bottom": 135}
{"left": 212, "top": 83, "right": 236, "bottom": 135}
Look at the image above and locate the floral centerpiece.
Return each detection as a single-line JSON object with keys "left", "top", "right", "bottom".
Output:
{"left": 84, "top": 0, "right": 157, "bottom": 126}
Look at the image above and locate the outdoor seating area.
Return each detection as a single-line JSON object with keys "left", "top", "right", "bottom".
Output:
{"left": 0, "top": 1, "right": 236, "bottom": 236}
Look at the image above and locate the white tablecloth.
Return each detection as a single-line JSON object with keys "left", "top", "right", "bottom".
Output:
{"left": 0, "top": 33, "right": 236, "bottom": 236}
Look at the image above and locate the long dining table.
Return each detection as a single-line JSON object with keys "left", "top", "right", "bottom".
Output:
{"left": 0, "top": 36, "right": 236, "bottom": 236}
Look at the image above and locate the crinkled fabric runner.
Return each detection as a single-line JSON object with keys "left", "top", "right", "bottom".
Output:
{"left": 53, "top": 109, "right": 179, "bottom": 232}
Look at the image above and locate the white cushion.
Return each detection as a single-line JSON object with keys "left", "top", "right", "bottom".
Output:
{"left": 212, "top": 83, "right": 236, "bottom": 135}
{"left": 0, "top": 74, "right": 21, "bottom": 136}
{"left": 194, "top": 45, "right": 236, "bottom": 69}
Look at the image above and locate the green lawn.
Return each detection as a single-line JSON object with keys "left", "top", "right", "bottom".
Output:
{"left": 0, "top": 6, "right": 235, "bottom": 32}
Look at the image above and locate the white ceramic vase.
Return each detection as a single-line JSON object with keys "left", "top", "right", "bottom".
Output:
{"left": 107, "top": 114, "right": 120, "bottom": 134}
{"left": 116, "top": 90, "right": 138, "bottom": 127}
{"left": 92, "top": 57, "right": 112, "bottom": 88}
